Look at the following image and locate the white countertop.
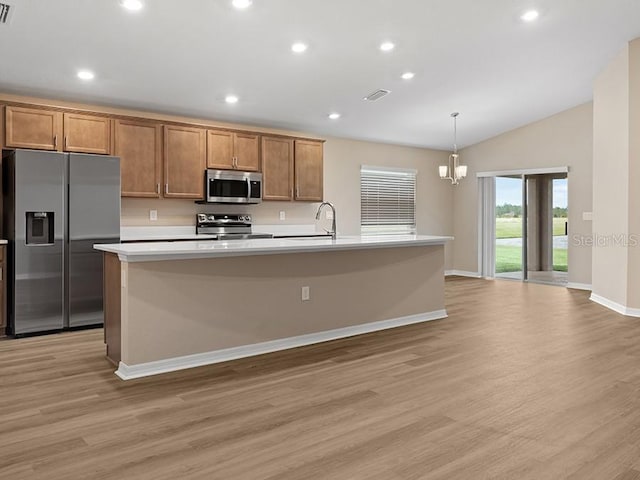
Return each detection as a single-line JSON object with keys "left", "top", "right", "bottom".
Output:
{"left": 120, "top": 224, "right": 321, "bottom": 241}
{"left": 95, "top": 235, "right": 453, "bottom": 262}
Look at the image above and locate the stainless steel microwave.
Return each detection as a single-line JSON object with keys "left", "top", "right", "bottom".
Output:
{"left": 204, "top": 169, "right": 263, "bottom": 204}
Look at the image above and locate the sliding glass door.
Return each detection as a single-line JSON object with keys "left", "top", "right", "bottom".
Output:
{"left": 495, "top": 176, "right": 524, "bottom": 280}
{"left": 486, "top": 172, "right": 568, "bottom": 285}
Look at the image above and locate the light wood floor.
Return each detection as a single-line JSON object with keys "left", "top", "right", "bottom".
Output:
{"left": 2, "top": 278, "right": 640, "bottom": 480}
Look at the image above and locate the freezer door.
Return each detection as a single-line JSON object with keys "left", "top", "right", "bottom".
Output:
{"left": 12, "top": 150, "right": 66, "bottom": 334}
{"left": 68, "top": 154, "right": 121, "bottom": 327}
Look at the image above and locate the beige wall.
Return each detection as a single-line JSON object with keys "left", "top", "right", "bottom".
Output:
{"left": 592, "top": 46, "right": 630, "bottom": 305}
{"left": 592, "top": 39, "right": 640, "bottom": 309}
{"left": 451, "top": 103, "right": 594, "bottom": 285}
{"left": 626, "top": 39, "right": 640, "bottom": 308}
{"left": 122, "top": 136, "right": 456, "bottom": 269}
{"left": 122, "top": 246, "right": 446, "bottom": 365}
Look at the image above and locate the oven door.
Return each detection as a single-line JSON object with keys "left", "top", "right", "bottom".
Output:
{"left": 206, "top": 170, "right": 262, "bottom": 204}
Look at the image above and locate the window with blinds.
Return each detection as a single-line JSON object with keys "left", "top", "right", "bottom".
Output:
{"left": 360, "top": 165, "right": 417, "bottom": 235}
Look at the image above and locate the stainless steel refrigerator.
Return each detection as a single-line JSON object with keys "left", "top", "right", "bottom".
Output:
{"left": 2, "top": 149, "right": 120, "bottom": 335}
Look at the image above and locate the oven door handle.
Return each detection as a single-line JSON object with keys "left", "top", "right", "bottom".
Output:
{"left": 246, "top": 178, "right": 251, "bottom": 201}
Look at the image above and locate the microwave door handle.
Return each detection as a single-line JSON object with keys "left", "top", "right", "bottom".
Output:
{"left": 246, "top": 178, "right": 251, "bottom": 200}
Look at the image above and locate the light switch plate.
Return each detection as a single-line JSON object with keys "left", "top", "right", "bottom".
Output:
{"left": 301, "top": 286, "right": 310, "bottom": 301}
{"left": 150, "top": 210, "right": 158, "bottom": 221}
{"left": 583, "top": 212, "right": 593, "bottom": 221}
{"left": 326, "top": 210, "right": 334, "bottom": 220}
{"left": 279, "top": 211, "right": 286, "bottom": 221}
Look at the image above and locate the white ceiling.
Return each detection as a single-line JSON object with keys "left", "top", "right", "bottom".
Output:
{"left": 1, "top": 0, "right": 640, "bottom": 149}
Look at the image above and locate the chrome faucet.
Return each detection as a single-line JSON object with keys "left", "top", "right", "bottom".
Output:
{"left": 315, "top": 202, "right": 337, "bottom": 240}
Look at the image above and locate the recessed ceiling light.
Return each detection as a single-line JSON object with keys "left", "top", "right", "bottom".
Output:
{"left": 77, "top": 70, "right": 95, "bottom": 81}
{"left": 291, "top": 42, "right": 308, "bottom": 54}
{"left": 328, "top": 113, "right": 341, "bottom": 120}
{"left": 521, "top": 10, "right": 539, "bottom": 22}
{"left": 401, "top": 72, "right": 415, "bottom": 80}
{"left": 232, "top": 0, "right": 252, "bottom": 9}
{"left": 380, "top": 42, "right": 395, "bottom": 52}
{"left": 120, "top": 0, "right": 143, "bottom": 11}
{"left": 225, "top": 95, "right": 239, "bottom": 104}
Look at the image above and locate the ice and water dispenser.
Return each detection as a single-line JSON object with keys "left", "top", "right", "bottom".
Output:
{"left": 26, "top": 212, "right": 54, "bottom": 245}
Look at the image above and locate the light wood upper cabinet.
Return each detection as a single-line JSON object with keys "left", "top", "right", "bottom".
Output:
{"left": 207, "top": 130, "right": 234, "bottom": 169}
{"left": 114, "top": 119, "right": 162, "bottom": 198}
{"left": 5, "top": 106, "right": 62, "bottom": 151}
{"left": 294, "top": 140, "right": 324, "bottom": 202}
{"left": 4, "top": 107, "right": 111, "bottom": 154}
{"left": 63, "top": 113, "right": 111, "bottom": 155}
{"left": 234, "top": 133, "right": 260, "bottom": 171}
{"left": 164, "top": 125, "right": 206, "bottom": 199}
{"left": 261, "top": 136, "right": 293, "bottom": 201}
{"left": 207, "top": 129, "right": 260, "bottom": 171}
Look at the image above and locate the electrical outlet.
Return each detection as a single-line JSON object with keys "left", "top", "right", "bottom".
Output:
{"left": 326, "top": 210, "right": 334, "bottom": 220}
{"left": 301, "top": 286, "right": 310, "bottom": 301}
{"left": 279, "top": 211, "right": 286, "bottom": 221}
{"left": 149, "top": 210, "right": 158, "bottom": 221}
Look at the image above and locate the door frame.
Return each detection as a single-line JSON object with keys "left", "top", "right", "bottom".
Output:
{"left": 477, "top": 166, "right": 569, "bottom": 281}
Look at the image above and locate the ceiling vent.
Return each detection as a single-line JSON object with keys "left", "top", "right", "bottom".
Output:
{"left": 363, "top": 89, "right": 391, "bottom": 102}
{"left": 0, "top": 2, "right": 14, "bottom": 25}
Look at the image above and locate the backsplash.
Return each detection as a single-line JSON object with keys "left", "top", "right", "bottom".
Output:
{"left": 121, "top": 198, "right": 321, "bottom": 227}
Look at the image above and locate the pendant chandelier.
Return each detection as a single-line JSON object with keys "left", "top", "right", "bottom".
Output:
{"left": 439, "top": 112, "right": 467, "bottom": 185}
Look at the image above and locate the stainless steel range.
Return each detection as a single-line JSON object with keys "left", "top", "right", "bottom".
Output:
{"left": 196, "top": 214, "right": 273, "bottom": 240}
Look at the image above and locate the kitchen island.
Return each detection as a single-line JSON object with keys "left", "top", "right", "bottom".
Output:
{"left": 95, "top": 235, "right": 452, "bottom": 380}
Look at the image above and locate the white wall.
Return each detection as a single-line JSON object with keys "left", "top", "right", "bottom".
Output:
{"left": 451, "top": 103, "right": 594, "bottom": 285}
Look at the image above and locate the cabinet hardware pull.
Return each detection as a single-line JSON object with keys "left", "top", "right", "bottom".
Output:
{"left": 53, "top": 135, "right": 58, "bottom": 149}
{"left": 165, "top": 184, "right": 169, "bottom": 194}
{"left": 156, "top": 183, "right": 160, "bottom": 195}
{"left": 64, "top": 136, "right": 68, "bottom": 150}
{"left": 296, "top": 187, "right": 299, "bottom": 198}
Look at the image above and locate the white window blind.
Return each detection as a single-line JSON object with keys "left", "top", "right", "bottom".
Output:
{"left": 360, "top": 165, "right": 417, "bottom": 235}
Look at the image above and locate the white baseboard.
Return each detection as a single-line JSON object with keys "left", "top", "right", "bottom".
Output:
{"left": 445, "top": 270, "right": 482, "bottom": 278}
{"left": 590, "top": 294, "right": 640, "bottom": 317}
{"left": 115, "top": 309, "right": 448, "bottom": 380}
{"left": 566, "top": 282, "right": 592, "bottom": 291}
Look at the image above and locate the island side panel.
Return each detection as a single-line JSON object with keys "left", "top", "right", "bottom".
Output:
{"left": 121, "top": 245, "right": 445, "bottom": 366}
{"left": 103, "top": 252, "right": 121, "bottom": 365}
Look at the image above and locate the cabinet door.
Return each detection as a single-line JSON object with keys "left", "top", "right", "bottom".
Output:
{"left": 164, "top": 125, "right": 206, "bottom": 199}
{"left": 294, "top": 140, "right": 324, "bottom": 202}
{"left": 5, "top": 106, "right": 62, "bottom": 151}
{"left": 234, "top": 133, "right": 260, "bottom": 171}
{"left": 114, "top": 119, "right": 162, "bottom": 198}
{"left": 206, "top": 129, "right": 234, "bottom": 169}
{"left": 63, "top": 113, "right": 111, "bottom": 154}
{"left": 262, "top": 136, "right": 293, "bottom": 201}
